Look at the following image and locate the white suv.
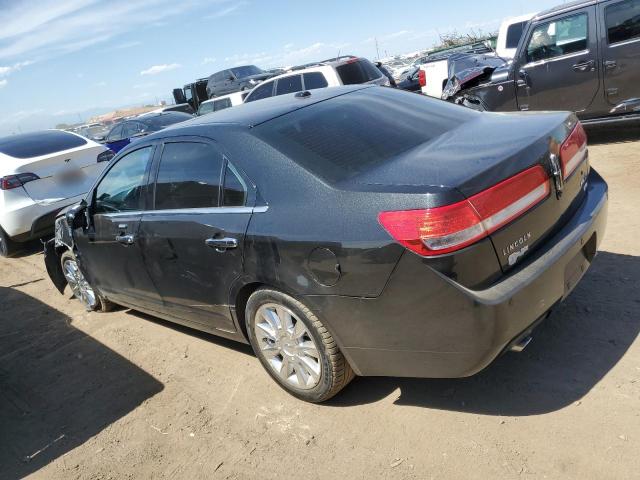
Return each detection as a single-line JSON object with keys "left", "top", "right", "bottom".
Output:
{"left": 244, "top": 56, "right": 389, "bottom": 103}
{"left": 0, "top": 130, "right": 112, "bottom": 257}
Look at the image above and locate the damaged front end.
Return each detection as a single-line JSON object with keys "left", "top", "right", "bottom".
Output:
{"left": 44, "top": 202, "right": 84, "bottom": 294}
{"left": 441, "top": 53, "right": 507, "bottom": 105}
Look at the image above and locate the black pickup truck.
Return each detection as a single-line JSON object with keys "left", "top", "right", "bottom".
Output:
{"left": 443, "top": 0, "right": 640, "bottom": 124}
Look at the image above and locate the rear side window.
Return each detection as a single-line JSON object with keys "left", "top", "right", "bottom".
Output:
{"left": 155, "top": 142, "right": 223, "bottom": 210}
{"left": 245, "top": 81, "right": 274, "bottom": 102}
{"left": 506, "top": 21, "right": 526, "bottom": 49}
{"left": 303, "top": 72, "right": 329, "bottom": 90}
{"left": 222, "top": 164, "right": 246, "bottom": 206}
{"left": 276, "top": 75, "right": 303, "bottom": 96}
{"left": 526, "top": 13, "right": 588, "bottom": 63}
{"left": 255, "top": 88, "right": 471, "bottom": 184}
{"left": 213, "top": 98, "right": 232, "bottom": 111}
{"left": 94, "top": 147, "right": 152, "bottom": 214}
{"left": 0, "top": 130, "right": 87, "bottom": 159}
{"left": 336, "top": 59, "right": 382, "bottom": 85}
{"left": 606, "top": 0, "right": 640, "bottom": 44}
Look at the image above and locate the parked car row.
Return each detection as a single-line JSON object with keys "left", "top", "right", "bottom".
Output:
{"left": 0, "top": 0, "right": 615, "bottom": 402}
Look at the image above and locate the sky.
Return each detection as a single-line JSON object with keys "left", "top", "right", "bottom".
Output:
{"left": 0, "top": 0, "right": 562, "bottom": 135}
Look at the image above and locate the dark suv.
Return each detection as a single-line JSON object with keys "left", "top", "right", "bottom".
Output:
{"left": 443, "top": 0, "right": 640, "bottom": 124}
{"left": 206, "top": 65, "right": 276, "bottom": 98}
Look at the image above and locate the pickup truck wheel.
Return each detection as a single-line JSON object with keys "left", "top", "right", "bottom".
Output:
{"left": 60, "top": 251, "right": 114, "bottom": 312}
{"left": 0, "top": 227, "right": 18, "bottom": 258}
{"left": 246, "top": 288, "right": 355, "bottom": 402}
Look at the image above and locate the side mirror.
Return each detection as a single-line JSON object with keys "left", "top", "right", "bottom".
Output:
{"left": 65, "top": 200, "right": 88, "bottom": 229}
{"left": 94, "top": 135, "right": 106, "bottom": 143}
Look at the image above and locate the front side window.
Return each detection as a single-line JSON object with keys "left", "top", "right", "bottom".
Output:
{"left": 107, "top": 124, "right": 123, "bottom": 142}
{"left": 213, "top": 98, "right": 232, "bottom": 111}
{"left": 303, "top": 72, "right": 329, "bottom": 90}
{"left": 155, "top": 142, "right": 223, "bottom": 210}
{"left": 94, "top": 146, "right": 152, "bottom": 214}
{"left": 276, "top": 75, "right": 303, "bottom": 96}
{"left": 245, "top": 81, "right": 274, "bottom": 102}
{"left": 526, "top": 13, "right": 588, "bottom": 63}
{"left": 122, "top": 122, "right": 140, "bottom": 138}
{"left": 606, "top": 0, "right": 640, "bottom": 44}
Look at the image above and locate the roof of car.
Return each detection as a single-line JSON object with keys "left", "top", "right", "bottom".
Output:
{"left": 165, "top": 85, "right": 373, "bottom": 131}
{"left": 534, "top": 0, "right": 598, "bottom": 20}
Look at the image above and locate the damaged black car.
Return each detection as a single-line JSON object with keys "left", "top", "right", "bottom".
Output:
{"left": 442, "top": 0, "right": 640, "bottom": 124}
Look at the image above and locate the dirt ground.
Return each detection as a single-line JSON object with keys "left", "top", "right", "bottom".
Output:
{"left": 1, "top": 125, "right": 639, "bottom": 480}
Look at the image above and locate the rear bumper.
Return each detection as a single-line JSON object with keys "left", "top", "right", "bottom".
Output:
{"left": 1, "top": 193, "right": 85, "bottom": 241}
{"left": 304, "top": 169, "right": 608, "bottom": 378}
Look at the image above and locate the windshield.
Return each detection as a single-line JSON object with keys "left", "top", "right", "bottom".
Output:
{"left": 230, "top": 65, "right": 263, "bottom": 78}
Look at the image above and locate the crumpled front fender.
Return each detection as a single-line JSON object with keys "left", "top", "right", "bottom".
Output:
{"left": 44, "top": 238, "right": 66, "bottom": 294}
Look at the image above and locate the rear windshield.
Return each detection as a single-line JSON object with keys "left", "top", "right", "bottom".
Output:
{"left": 0, "top": 130, "right": 87, "bottom": 159}
{"left": 336, "top": 59, "right": 382, "bottom": 85}
{"left": 231, "top": 65, "right": 263, "bottom": 78}
{"left": 145, "top": 112, "right": 192, "bottom": 128}
{"left": 255, "top": 87, "right": 473, "bottom": 184}
{"left": 506, "top": 21, "right": 527, "bottom": 49}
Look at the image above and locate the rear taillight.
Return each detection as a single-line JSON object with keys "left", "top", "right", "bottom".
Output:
{"left": 0, "top": 173, "right": 40, "bottom": 190}
{"left": 378, "top": 165, "right": 550, "bottom": 256}
{"left": 418, "top": 69, "right": 426, "bottom": 87}
{"left": 97, "top": 149, "right": 116, "bottom": 163}
{"left": 560, "top": 122, "right": 587, "bottom": 180}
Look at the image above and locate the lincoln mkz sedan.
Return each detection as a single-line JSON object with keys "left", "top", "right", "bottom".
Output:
{"left": 45, "top": 86, "right": 608, "bottom": 402}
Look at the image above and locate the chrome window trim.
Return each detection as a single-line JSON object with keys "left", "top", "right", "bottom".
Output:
{"left": 99, "top": 205, "right": 268, "bottom": 218}
{"left": 522, "top": 49, "right": 590, "bottom": 69}
{"left": 608, "top": 36, "right": 640, "bottom": 48}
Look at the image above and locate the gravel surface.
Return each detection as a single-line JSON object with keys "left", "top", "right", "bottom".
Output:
{"left": 1, "top": 125, "right": 639, "bottom": 479}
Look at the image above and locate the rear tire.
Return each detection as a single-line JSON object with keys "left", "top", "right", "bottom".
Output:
{"left": 246, "top": 288, "right": 354, "bottom": 403}
{"left": 60, "top": 250, "right": 114, "bottom": 312}
{"left": 0, "top": 227, "right": 19, "bottom": 258}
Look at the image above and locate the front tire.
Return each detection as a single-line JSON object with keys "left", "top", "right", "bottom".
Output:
{"left": 246, "top": 289, "right": 354, "bottom": 402}
{"left": 61, "top": 251, "right": 114, "bottom": 312}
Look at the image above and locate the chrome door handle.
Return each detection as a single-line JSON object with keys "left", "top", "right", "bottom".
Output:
{"left": 604, "top": 60, "right": 617, "bottom": 71}
{"left": 573, "top": 60, "right": 595, "bottom": 72}
{"left": 205, "top": 237, "right": 238, "bottom": 251}
{"left": 115, "top": 234, "right": 135, "bottom": 245}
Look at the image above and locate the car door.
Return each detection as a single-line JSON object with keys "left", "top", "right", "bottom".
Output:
{"left": 599, "top": 0, "right": 640, "bottom": 110}
{"left": 515, "top": 7, "right": 600, "bottom": 113}
{"left": 75, "top": 145, "right": 163, "bottom": 309}
{"left": 138, "top": 138, "right": 253, "bottom": 332}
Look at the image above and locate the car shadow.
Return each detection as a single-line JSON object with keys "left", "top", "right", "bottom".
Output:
{"left": 0, "top": 287, "right": 164, "bottom": 479}
{"left": 328, "top": 251, "right": 640, "bottom": 415}
{"left": 125, "top": 310, "right": 254, "bottom": 357}
{"left": 585, "top": 123, "right": 640, "bottom": 145}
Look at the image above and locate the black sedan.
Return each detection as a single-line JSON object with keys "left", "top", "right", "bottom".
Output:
{"left": 45, "top": 86, "right": 608, "bottom": 402}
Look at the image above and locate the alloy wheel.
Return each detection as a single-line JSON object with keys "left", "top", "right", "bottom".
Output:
{"left": 62, "top": 257, "right": 97, "bottom": 310}
{"left": 254, "top": 303, "right": 322, "bottom": 390}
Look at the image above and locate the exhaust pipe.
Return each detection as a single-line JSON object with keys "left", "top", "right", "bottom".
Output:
{"left": 510, "top": 335, "right": 532, "bottom": 353}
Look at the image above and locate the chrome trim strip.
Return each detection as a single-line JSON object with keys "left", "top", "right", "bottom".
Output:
{"left": 101, "top": 205, "right": 269, "bottom": 218}
{"left": 609, "top": 37, "right": 640, "bottom": 49}
{"left": 522, "top": 50, "right": 589, "bottom": 69}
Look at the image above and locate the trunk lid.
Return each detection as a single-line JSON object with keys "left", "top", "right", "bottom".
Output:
{"left": 352, "top": 111, "right": 587, "bottom": 271}
{"left": 17, "top": 144, "right": 107, "bottom": 205}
